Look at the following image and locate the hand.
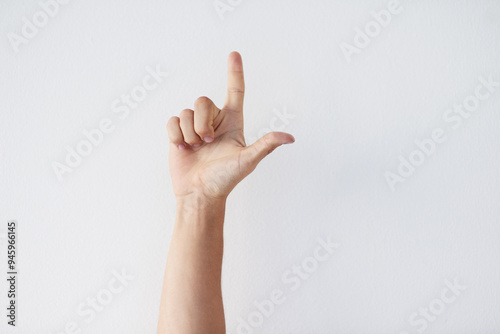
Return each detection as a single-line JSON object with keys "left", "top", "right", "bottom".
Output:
{"left": 167, "top": 52, "right": 295, "bottom": 201}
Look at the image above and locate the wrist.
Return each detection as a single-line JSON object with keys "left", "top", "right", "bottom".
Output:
{"left": 175, "top": 192, "right": 227, "bottom": 219}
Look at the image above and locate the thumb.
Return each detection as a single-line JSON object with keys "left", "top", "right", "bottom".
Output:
{"left": 241, "top": 131, "right": 295, "bottom": 171}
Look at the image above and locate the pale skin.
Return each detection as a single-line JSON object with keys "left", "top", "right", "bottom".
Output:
{"left": 157, "top": 52, "right": 295, "bottom": 333}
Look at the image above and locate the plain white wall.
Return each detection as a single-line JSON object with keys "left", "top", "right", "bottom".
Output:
{"left": 1, "top": 0, "right": 499, "bottom": 333}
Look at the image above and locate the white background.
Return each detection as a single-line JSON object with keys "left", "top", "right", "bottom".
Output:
{"left": 1, "top": 0, "right": 499, "bottom": 333}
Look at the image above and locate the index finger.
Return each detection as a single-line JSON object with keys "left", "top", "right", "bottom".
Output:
{"left": 224, "top": 51, "right": 245, "bottom": 113}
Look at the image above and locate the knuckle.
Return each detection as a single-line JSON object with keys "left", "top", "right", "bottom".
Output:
{"left": 267, "top": 132, "right": 281, "bottom": 142}
{"left": 167, "top": 116, "right": 179, "bottom": 127}
{"left": 179, "top": 109, "right": 193, "bottom": 119}
{"left": 195, "top": 96, "right": 211, "bottom": 107}
{"left": 228, "top": 87, "right": 245, "bottom": 94}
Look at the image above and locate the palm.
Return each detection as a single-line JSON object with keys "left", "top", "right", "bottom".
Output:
{"left": 169, "top": 110, "right": 247, "bottom": 199}
{"left": 167, "top": 52, "right": 294, "bottom": 200}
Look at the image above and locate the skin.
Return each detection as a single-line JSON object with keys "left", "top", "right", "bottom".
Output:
{"left": 157, "top": 52, "right": 295, "bottom": 333}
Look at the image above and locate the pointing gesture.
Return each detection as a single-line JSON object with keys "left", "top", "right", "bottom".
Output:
{"left": 160, "top": 52, "right": 294, "bottom": 333}
{"left": 167, "top": 52, "right": 295, "bottom": 200}
{"left": 224, "top": 51, "right": 246, "bottom": 113}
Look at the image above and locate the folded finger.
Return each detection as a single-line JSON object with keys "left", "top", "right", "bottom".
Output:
{"left": 194, "top": 96, "right": 218, "bottom": 142}
{"left": 166, "top": 116, "right": 186, "bottom": 150}
{"left": 179, "top": 109, "right": 203, "bottom": 147}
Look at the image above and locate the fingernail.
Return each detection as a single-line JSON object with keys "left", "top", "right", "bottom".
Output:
{"left": 204, "top": 137, "right": 213, "bottom": 143}
{"left": 178, "top": 144, "right": 185, "bottom": 150}
{"left": 193, "top": 143, "right": 201, "bottom": 148}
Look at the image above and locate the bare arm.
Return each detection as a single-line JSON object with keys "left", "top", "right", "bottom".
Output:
{"left": 157, "top": 52, "right": 294, "bottom": 333}
{"left": 158, "top": 197, "right": 227, "bottom": 333}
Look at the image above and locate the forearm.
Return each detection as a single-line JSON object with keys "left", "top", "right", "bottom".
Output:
{"left": 159, "top": 52, "right": 293, "bottom": 333}
{"left": 158, "top": 195, "right": 227, "bottom": 334}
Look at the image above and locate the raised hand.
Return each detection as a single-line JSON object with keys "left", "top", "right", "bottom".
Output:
{"left": 167, "top": 52, "right": 295, "bottom": 200}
